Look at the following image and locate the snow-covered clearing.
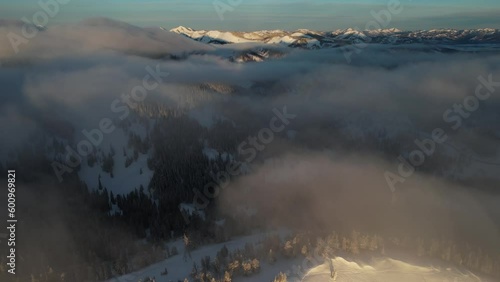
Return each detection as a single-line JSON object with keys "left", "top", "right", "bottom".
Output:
{"left": 108, "top": 231, "right": 297, "bottom": 282}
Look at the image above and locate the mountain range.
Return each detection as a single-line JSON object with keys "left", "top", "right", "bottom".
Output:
{"left": 169, "top": 26, "right": 500, "bottom": 49}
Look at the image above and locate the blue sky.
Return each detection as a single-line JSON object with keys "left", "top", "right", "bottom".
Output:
{"left": 1, "top": 0, "right": 500, "bottom": 30}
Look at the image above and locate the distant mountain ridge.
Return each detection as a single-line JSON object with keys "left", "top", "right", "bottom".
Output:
{"left": 169, "top": 26, "right": 500, "bottom": 49}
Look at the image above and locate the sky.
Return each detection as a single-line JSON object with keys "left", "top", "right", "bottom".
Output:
{"left": 1, "top": 0, "right": 500, "bottom": 31}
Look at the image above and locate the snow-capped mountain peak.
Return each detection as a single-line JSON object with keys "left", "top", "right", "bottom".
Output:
{"left": 170, "top": 25, "right": 195, "bottom": 33}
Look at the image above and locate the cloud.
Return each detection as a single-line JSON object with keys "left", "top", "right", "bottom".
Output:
{"left": 220, "top": 153, "right": 500, "bottom": 249}
{"left": 0, "top": 18, "right": 213, "bottom": 61}
{"left": 0, "top": 17, "right": 499, "bottom": 187}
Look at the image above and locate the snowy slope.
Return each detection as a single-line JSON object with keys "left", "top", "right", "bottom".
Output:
{"left": 77, "top": 126, "right": 153, "bottom": 197}
{"left": 303, "top": 257, "right": 487, "bottom": 282}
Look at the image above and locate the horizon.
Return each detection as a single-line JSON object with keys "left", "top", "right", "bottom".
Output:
{"left": 169, "top": 24, "right": 500, "bottom": 32}
{"left": 1, "top": 0, "right": 500, "bottom": 31}
{"left": 3, "top": 16, "right": 500, "bottom": 33}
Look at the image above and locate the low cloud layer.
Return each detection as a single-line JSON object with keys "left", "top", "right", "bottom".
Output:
{"left": 1, "top": 18, "right": 499, "bottom": 164}
{"left": 0, "top": 18, "right": 213, "bottom": 60}
{"left": 220, "top": 153, "right": 500, "bottom": 249}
